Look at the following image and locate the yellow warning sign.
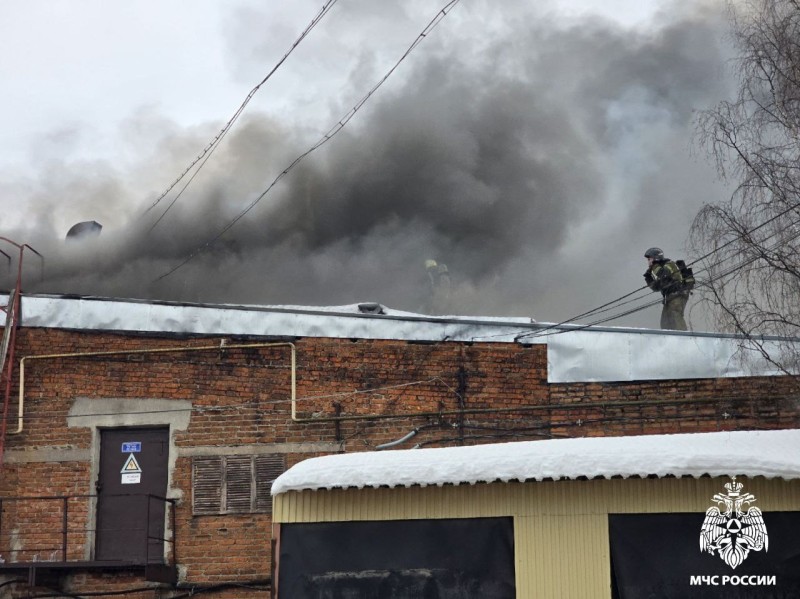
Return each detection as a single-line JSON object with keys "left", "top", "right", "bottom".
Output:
{"left": 120, "top": 453, "right": 142, "bottom": 474}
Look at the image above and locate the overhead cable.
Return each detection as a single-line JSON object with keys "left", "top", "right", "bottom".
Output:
{"left": 686, "top": 200, "right": 800, "bottom": 270}
{"left": 3, "top": 376, "right": 457, "bottom": 424}
{"left": 508, "top": 208, "right": 800, "bottom": 341}
{"left": 142, "top": 0, "right": 340, "bottom": 232}
{"left": 517, "top": 224, "right": 800, "bottom": 340}
{"left": 595, "top": 218, "right": 800, "bottom": 329}
{"left": 153, "top": 0, "right": 462, "bottom": 282}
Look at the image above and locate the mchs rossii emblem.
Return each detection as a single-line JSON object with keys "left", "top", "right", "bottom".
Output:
{"left": 700, "top": 477, "right": 768, "bottom": 569}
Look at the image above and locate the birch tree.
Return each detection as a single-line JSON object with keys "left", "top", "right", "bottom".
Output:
{"left": 691, "top": 0, "right": 800, "bottom": 372}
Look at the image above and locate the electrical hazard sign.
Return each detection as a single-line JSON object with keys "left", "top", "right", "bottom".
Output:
{"left": 120, "top": 453, "right": 142, "bottom": 484}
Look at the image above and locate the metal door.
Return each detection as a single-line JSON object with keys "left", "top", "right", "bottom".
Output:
{"left": 96, "top": 428, "right": 169, "bottom": 563}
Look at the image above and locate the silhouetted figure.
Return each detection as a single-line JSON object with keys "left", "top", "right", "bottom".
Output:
{"left": 423, "top": 259, "right": 452, "bottom": 314}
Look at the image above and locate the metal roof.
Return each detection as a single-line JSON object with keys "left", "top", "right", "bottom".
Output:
{"left": 271, "top": 428, "right": 800, "bottom": 494}
{"left": 6, "top": 293, "right": 792, "bottom": 383}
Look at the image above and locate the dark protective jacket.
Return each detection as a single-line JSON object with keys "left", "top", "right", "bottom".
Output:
{"left": 644, "top": 259, "right": 685, "bottom": 298}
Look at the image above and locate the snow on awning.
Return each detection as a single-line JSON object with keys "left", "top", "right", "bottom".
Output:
{"left": 271, "top": 429, "right": 800, "bottom": 495}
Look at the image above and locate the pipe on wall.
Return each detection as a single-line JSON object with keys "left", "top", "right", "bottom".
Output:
{"left": 10, "top": 341, "right": 295, "bottom": 435}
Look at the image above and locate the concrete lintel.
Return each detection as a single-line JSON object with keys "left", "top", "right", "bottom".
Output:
{"left": 179, "top": 442, "right": 343, "bottom": 456}
{"left": 68, "top": 398, "right": 192, "bottom": 430}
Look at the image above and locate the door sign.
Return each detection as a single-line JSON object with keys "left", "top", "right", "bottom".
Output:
{"left": 120, "top": 453, "right": 143, "bottom": 484}
{"left": 121, "top": 442, "right": 141, "bottom": 452}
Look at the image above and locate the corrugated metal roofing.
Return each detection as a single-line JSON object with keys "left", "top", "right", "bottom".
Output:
{"left": 271, "top": 428, "right": 800, "bottom": 495}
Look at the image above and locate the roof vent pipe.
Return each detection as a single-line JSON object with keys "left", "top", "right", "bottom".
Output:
{"left": 357, "top": 302, "right": 385, "bottom": 315}
{"left": 65, "top": 221, "right": 102, "bottom": 241}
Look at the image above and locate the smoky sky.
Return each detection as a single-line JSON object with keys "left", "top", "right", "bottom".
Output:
{"left": 1, "top": 2, "right": 737, "bottom": 329}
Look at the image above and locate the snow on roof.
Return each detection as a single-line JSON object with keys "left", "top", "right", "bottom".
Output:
{"left": 271, "top": 428, "right": 800, "bottom": 495}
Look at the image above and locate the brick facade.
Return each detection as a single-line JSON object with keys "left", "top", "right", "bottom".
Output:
{"left": 1, "top": 326, "right": 798, "bottom": 598}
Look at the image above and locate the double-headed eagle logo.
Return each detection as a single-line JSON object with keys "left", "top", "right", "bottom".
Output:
{"left": 699, "top": 477, "right": 768, "bottom": 569}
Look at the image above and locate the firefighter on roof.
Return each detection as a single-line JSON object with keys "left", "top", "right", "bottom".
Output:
{"left": 643, "top": 247, "right": 691, "bottom": 331}
{"left": 423, "top": 259, "right": 452, "bottom": 314}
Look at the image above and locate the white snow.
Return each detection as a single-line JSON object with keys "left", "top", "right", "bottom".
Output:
{"left": 271, "top": 428, "right": 800, "bottom": 495}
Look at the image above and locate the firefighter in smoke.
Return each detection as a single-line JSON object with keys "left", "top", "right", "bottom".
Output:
{"left": 423, "top": 259, "right": 452, "bottom": 314}
{"left": 643, "top": 247, "right": 690, "bottom": 331}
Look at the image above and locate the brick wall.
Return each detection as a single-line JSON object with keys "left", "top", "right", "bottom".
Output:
{"left": 1, "top": 327, "right": 798, "bottom": 597}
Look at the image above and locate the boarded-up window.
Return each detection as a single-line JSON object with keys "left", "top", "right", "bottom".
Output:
{"left": 277, "top": 517, "right": 516, "bottom": 598}
{"left": 609, "top": 512, "right": 800, "bottom": 598}
{"left": 192, "top": 454, "right": 285, "bottom": 515}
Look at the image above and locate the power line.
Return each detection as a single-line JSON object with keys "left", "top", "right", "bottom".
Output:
{"left": 505, "top": 209, "right": 800, "bottom": 341}
{"left": 153, "top": 0, "right": 462, "bottom": 283}
{"left": 7, "top": 389, "right": 782, "bottom": 426}
{"left": 519, "top": 230, "right": 799, "bottom": 340}
{"left": 593, "top": 210, "right": 800, "bottom": 326}
{"left": 687, "top": 211, "right": 800, "bottom": 297}
{"left": 480, "top": 237, "right": 777, "bottom": 341}
{"left": 511, "top": 285, "right": 653, "bottom": 341}
{"left": 291, "top": 376, "right": 455, "bottom": 402}
{"left": 1, "top": 376, "right": 456, "bottom": 424}
{"left": 687, "top": 201, "right": 800, "bottom": 270}
{"left": 526, "top": 231, "right": 800, "bottom": 339}
{"left": 463, "top": 211, "right": 800, "bottom": 341}
{"left": 141, "top": 0, "right": 340, "bottom": 232}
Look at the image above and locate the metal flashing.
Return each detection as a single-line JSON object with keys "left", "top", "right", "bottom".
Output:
{"left": 6, "top": 293, "right": 797, "bottom": 383}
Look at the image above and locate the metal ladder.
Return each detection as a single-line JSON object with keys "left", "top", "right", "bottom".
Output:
{"left": 0, "top": 239, "right": 43, "bottom": 466}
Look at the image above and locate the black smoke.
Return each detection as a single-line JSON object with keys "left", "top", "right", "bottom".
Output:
{"left": 2, "top": 1, "right": 736, "bottom": 327}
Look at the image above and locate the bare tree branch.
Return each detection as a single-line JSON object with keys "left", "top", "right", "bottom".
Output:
{"left": 691, "top": 0, "right": 800, "bottom": 373}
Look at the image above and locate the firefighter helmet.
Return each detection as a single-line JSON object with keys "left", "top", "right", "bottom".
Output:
{"left": 644, "top": 247, "right": 664, "bottom": 260}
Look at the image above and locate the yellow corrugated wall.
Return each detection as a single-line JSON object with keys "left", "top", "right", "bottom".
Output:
{"left": 273, "top": 476, "right": 800, "bottom": 598}
{"left": 515, "top": 514, "right": 610, "bottom": 598}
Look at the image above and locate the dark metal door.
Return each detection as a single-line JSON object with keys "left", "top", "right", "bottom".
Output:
{"left": 96, "top": 428, "right": 169, "bottom": 563}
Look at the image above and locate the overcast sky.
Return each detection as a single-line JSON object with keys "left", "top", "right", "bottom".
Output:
{"left": 0, "top": 0, "right": 738, "bottom": 329}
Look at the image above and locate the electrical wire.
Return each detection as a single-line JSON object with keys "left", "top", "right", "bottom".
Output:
{"left": 415, "top": 404, "right": 790, "bottom": 447}
{"left": 687, "top": 201, "right": 800, "bottom": 270}
{"left": 142, "top": 0, "right": 340, "bottom": 232}
{"left": 169, "top": 581, "right": 270, "bottom": 598}
{"left": 12, "top": 212, "right": 800, "bottom": 427}
{"left": 0, "top": 375, "right": 457, "bottom": 425}
{"left": 697, "top": 219, "right": 800, "bottom": 284}
{"left": 6, "top": 384, "right": 792, "bottom": 428}
{"left": 23, "top": 581, "right": 272, "bottom": 599}
{"left": 0, "top": 579, "right": 25, "bottom": 591}
{"left": 499, "top": 210, "right": 800, "bottom": 342}
{"left": 144, "top": 0, "right": 800, "bottom": 332}
{"left": 297, "top": 376, "right": 452, "bottom": 402}
{"left": 153, "top": 0, "right": 462, "bottom": 283}
{"left": 26, "top": 589, "right": 85, "bottom": 599}
{"left": 687, "top": 207, "right": 800, "bottom": 276}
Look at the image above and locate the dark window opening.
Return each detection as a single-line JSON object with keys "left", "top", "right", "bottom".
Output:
{"left": 610, "top": 512, "right": 800, "bottom": 598}
{"left": 277, "top": 517, "right": 515, "bottom": 599}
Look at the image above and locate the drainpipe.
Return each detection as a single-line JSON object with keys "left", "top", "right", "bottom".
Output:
{"left": 375, "top": 428, "right": 421, "bottom": 450}
{"left": 10, "top": 342, "right": 295, "bottom": 435}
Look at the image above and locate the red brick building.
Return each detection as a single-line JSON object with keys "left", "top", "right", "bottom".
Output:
{"left": 0, "top": 293, "right": 798, "bottom": 597}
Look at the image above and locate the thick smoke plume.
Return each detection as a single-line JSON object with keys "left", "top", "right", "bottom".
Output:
{"left": 1, "top": 2, "right": 735, "bottom": 328}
